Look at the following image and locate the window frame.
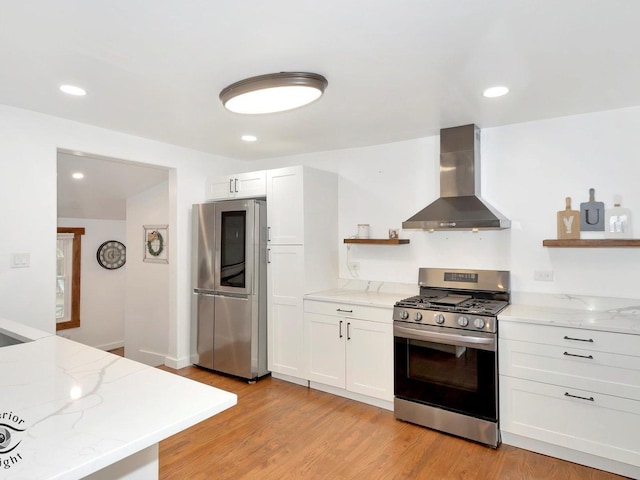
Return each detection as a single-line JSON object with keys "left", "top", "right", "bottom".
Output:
{"left": 56, "top": 227, "right": 85, "bottom": 331}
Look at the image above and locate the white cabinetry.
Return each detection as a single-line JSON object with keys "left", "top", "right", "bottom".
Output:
{"left": 499, "top": 320, "right": 640, "bottom": 478}
{"left": 305, "top": 300, "right": 394, "bottom": 408}
{"left": 206, "top": 170, "right": 266, "bottom": 200}
{"left": 266, "top": 166, "right": 338, "bottom": 382}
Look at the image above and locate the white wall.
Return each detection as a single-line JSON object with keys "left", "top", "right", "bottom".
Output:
{"left": 0, "top": 104, "right": 242, "bottom": 368}
{"left": 57, "top": 217, "right": 126, "bottom": 350}
{"left": 255, "top": 106, "right": 640, "bottom": 299}
{"left": 124, "top": 182, "right": 169, "bottom": 366}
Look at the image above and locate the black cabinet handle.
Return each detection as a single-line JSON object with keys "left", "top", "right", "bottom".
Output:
{"left": 563, "top": 335, "right": 594, "bottom": 343}
{"left": 234, "top": 178, "right": 238, "bottom": 192}
{"left": 339, "top": 320, "right": 343, "bottom": 338}
{"left": 347, "top": 322, "right": 351, "bottom": 340}
{"left": 336, "top": 308, "right": 353, "bottom": 313}
{"left": 229, "top": 179, "right": 234, "bottom": 194}
{"left": 563, "top": 351, "right": 594, "bottom": 359}
{"left": 564, "top": 392, "right": 594, "bottom": 402}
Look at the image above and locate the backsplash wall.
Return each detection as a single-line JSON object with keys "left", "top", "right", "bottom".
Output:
{"left": 253, "top": 105, "right": 640, "bottom": 298}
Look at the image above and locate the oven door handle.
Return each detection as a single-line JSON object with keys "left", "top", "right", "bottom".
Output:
{"left": 393, "top": 325, "right": 496, "bottom": 352}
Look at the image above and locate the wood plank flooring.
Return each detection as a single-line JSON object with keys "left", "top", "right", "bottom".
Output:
{"left": 154, "top": 366, "right": 627, "bottom": 480}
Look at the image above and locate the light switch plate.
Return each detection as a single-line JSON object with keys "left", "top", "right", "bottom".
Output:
{"left": 533, "top": 270, "right": 554, "bottom": 281}
{"left": 11, "top": 253, "right": 30, "bottom": 268}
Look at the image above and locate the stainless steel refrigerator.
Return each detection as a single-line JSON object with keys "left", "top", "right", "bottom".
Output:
{"left": 191, "top": 199, "right": 268, "bottom": 381}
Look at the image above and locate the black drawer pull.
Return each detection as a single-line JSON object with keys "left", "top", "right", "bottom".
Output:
{"left": 336, "top": 308, "right": 353, "bottom": 313}
{"left": 563, "top": 335, "right": 594, "bottom": 343}
{"left": 563, "top": 351, "right": 594, "bottom": 359}
{"left": 564, "top": 392, "right": 595, "bottom": 402}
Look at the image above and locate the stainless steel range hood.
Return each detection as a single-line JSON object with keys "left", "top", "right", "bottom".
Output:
{"left": 402, "top": 124, "right": 510, "bottom": 230}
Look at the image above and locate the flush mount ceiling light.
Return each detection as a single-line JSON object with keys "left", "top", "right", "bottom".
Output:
{"left": 483, "top": 86, "right": 509, "bottom": 98}
{"left": 60, "top": 84, "right": 87, "bottom": 96}
{"left": 220, "top": 72, "right": 328, "bottom": 114}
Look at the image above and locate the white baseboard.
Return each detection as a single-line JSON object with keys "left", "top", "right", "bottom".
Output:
{"left": 271, "top": 372, "right": 310, "bottom": 387}
{"left": 97, "top": 341, "right": 124, "bottom": 351}
{"left": 164, "top": 355, "right": 192, "bottom": 370}
{"left": 309, "top": 381, "right": 393, "bottom": 411}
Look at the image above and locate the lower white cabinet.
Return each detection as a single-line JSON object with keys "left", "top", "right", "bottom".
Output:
{"left": 305, "top": 300, "right": 393, "bottom": 404}
{"left": 499, "top": 320, "right": 640, "bottom": 477}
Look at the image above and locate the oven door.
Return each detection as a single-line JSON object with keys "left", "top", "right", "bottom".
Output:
{"left": 394, "top": 323, "right": 497, "bottom": 422}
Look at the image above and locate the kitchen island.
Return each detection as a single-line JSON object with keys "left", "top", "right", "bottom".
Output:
{"left": 0, "top": 318, "right": 237, "bottom": 480}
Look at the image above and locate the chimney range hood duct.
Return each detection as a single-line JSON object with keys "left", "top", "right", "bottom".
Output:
{"left": 402, "top": 124, "right": 510, "bottom": 231}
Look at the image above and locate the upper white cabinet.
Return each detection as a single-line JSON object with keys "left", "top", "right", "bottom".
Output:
{"left": 206, "top": 170, "right": 266, "bottom": 200}
{"left": 266, "top": 166, "right": 338, "bottom": 381}
{"left": 266, "top": 167, "right": 304, "bottom": 244}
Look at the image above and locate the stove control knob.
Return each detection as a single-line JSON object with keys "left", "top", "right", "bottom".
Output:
{"left": 457, "top": 316, "right": 469, "bottom": 327}
{"left": 434, "top": 313, "right": 445, "bottom": 324}
{"left": 400, "top": 310, "right": 409, "bottom": 320}
{"left": 414, "top": 312, "right": 423, "bottom": 321}
{"left": 473, "top": 318, "right": 486, "bottom": 329}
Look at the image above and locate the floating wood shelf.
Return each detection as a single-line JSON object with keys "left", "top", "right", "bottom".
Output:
{"left": 344, "top": 238, "right": 410, "bottom": 245}
{"left": 543, "top": 239, "right": 640, "bottom": 248}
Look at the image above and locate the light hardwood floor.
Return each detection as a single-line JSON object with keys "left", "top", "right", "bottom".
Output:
{"left": 151, "top": 365, "right": 627, "bottom": 480}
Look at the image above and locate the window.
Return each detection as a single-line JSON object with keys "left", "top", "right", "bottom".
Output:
{"left": 56, "top": 227, "right": 84, "bottom": 330}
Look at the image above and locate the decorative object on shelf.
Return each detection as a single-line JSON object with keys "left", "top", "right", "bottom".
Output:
{"left": 357, "top": 223, "right": 370, "bottom": 239}
{"left": 557, "top": 197, "right": 580, "bottom": 239}
{"left": 580, "top": 188, "right": 604, "bottom": 238}
{"left": 96, "top": 240, "right": 126, "bottom": 270}
{"left": 143, "top": 225, "right": 168, "bottom": 263}
{"left": 605, "top": 195, "right": 632, "bottom": 239}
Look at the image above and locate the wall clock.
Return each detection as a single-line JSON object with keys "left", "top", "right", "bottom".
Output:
{"left": 97, "top": 240, "right": 126, "bottom": 270}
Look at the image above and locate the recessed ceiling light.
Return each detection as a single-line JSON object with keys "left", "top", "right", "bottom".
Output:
{"left": 220, "top": 72, "right": 328, "bottom": 114}
{"left": 241, "top": 135, "right": 257, "bottom": 142}
{"left": 60, "top": 85, "right": 87, "bottom": 96}
{"left": 483, "top": 86, "right": 509, "bottom": 98}
{"left": 72, "top": 172, "right": 84, "bottom": 179}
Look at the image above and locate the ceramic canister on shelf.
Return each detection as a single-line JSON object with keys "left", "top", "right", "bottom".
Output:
{"left": 357, "top": 224, "right": 370, "bottom": 238}
{"left": 605, "top": 195, "right": 632, "bottom": 238}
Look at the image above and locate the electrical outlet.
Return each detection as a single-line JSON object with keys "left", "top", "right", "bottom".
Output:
{"left": 534, "top": 270, "right": 554, "bottom": 282}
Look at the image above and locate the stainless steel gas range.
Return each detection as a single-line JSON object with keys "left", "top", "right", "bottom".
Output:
{"left": 393, "top": 268, "right": 510, "bottom": 447}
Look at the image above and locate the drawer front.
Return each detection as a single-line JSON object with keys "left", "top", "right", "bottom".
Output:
{"left": 500, "top": 339, "right": 640, "bottom": 401}
{"left": 304, "top": 300, "right": 392, "bottom": 323}
{"left": 500, "top": 376, "right": 640, "bottom": 468}
{"left": 499, "top": 321, "right": 640, "bottom": 357}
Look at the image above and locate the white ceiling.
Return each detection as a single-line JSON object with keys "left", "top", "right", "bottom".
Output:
{"left": 57, "top": 152, "right": 168, "bottom": 220}
{"left": 3, "top": 1, "right": 640, "bottom": 162}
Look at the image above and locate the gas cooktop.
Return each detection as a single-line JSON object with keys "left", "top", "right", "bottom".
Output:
{"left": 395, "top": 294, "right": 508, "bottom": 316}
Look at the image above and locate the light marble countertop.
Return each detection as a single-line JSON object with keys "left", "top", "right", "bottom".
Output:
{"left": 305, "top": 288, "right": 411, "bottom": 309}
{"left": 0, "top": 317, "right": 236, "bottom": 479}
{"left": 499, "top": 304, "right": 640, "bottom": 336}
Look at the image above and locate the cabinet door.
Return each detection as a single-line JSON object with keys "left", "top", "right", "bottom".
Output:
{"left": 235, "top": 170, "right": 266, "bottom": 198}
{"left": 346, "top": 319, "right": 393, "bottom": 401}
{"left": 307, "top": 312, "right": 346, "bottom": 388}
{"left": 206, "top": 175, "right": 234, "bottom": 200}
{"left": 267, "top": 245, "right": 306, "bottom": 378}
{"left": 266, "top": 166, "right": 304, "bottom": 245}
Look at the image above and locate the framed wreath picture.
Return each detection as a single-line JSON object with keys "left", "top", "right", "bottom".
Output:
{"left": 143, "top": 225, "right": 168, "bottom": 263}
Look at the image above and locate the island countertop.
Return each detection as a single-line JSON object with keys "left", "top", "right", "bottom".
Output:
{"left": 0, "top": 318, "right": 236, "bottom": 479}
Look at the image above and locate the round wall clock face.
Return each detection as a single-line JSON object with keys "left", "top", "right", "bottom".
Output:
{"left": 97, "top": 241, "right": 126, "bottom": 270}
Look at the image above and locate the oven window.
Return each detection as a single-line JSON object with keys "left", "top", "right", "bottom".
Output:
{"left": 408, "top": 339, "right": 478, "bottom": 392}
{"left": 394, "top": 336, "right": 497, "bottom": 421}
